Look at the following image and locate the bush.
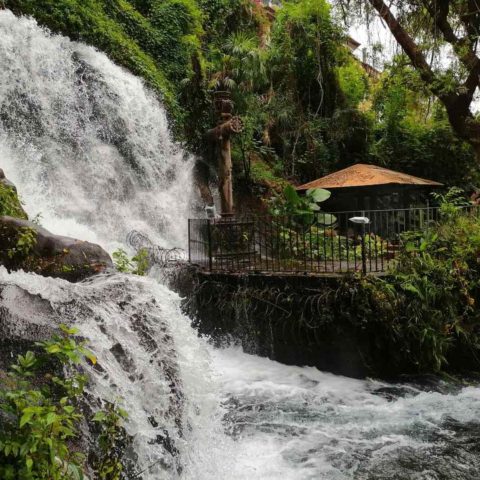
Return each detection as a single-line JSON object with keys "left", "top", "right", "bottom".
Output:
{"left": 0, "top": 325, "right": 127, "bottom": 480}
{"left": 363, "top": 199, "right": 480, "bottom": 372}
{"left": 113, "top": 247, "right": 150, "bottom": 275}
{"left": 0, "top": 184, "right": 28, "bottom": 219}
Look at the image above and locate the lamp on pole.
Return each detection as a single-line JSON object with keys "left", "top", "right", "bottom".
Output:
{"left": 349, "top": 214, "right": 370, "bottom": 275}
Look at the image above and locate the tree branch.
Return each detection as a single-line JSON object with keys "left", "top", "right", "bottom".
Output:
{"left": 368, "top": 0, "right": 480, "bottom": 152}
{"left": 425, "top": 0, "right": 480, "bottom": 82}
{"left": 205, "top": 117, "right": 244, "bottom": 141}
{"left": 368, "top": 0, "right": 438, "bottom": 90}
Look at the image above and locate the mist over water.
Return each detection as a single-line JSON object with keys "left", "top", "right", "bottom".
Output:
{"left": 0, "top": 9, "right": 479, "bottom": 480}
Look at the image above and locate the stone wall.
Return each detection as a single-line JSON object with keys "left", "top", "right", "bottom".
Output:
{"left": 174, "top": 268, "right": 405, "bottom": 378}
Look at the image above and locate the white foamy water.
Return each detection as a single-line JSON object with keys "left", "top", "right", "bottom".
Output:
{"left": 205, "top": 348, "right": 480, "bottom": 479}
{"left": 0, "top": 9, "right": 193, "bottom": 252}
{"left": 0, "top": 9, "right": 479, "bottom": 480}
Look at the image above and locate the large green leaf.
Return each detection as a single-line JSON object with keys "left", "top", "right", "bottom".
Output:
{"left": 316, "top": 213, "right": 337, "bottom": 226}
{"left": 306, "top": 188, "right": 331, "bottom": 203}
{"left": 283, "top": 185, "right": 301, "bottom": 205}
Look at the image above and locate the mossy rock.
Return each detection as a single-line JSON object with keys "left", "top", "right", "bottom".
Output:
{"left": 0, "top": 216, "right": 113, "bottom": 281}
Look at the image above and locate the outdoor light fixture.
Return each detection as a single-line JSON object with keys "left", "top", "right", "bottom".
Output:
{"left": 349, "top": 214, "right": 370, "bottom": 275}
{"left": 205, "top": 205, "right": 217, "bottom": 219}
{"left": 349, "top": 216, "right": 370, "bottom": 225}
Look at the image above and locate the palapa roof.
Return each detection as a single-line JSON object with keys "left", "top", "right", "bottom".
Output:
{"left": 296, "top": 164, "right": 443, "bottom": 191}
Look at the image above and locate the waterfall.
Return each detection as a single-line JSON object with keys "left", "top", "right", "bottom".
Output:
{"left": 1, "top": 9, "right": 480, "bottom": 480}
{"left": 0, "top": 10, "right": 193, "bottom": 252}
{"left": 0, "top": 9, "right": 214, "bottom": 478}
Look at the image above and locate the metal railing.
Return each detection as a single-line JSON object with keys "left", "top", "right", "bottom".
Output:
{"left": 187, "top": 206, "right": 465, "bottom": 275}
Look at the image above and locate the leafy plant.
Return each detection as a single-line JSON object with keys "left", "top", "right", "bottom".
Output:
{"left": 112, "top": 248, "right": 150, "bottom": 275}
{"left": 7, "top": 227, "right": 37, "bottom": 260}
{"left": 112, "top": 248, "right": 132, "bottom": 273}
{"left": 0, "top": 325, "right": 128, "bottom": 480}
{"left": 0, "top": 326, "right": 89, "bottom": 479}
{"left": 0, "top": 184, "right": 28, "bottom": 219}
{"left": 92, "top": 403, "right": 128, "bottom": 480}
{"left": 131, "top": 248, "right": 150, "bottom": 276}
{"left": 269, "top": 185, "right": 335, "bottom": 227}
{"left": 432, "top": 186, "right": 470, "bottom": 219}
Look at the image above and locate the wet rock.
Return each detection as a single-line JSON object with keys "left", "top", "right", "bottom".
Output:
{"left": 0, "top": 216, "right": 112, "bottom": 281}
{"left": 0, "top": 283, "right": 59, "bottom": 367}
{"left": 110, "top": 342, "right": 136, "bottom": 374}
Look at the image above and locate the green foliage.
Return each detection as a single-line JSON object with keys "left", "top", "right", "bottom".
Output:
{"left": 369, "top": 60, "right": 478, "bottom": 187}
{"left": 337, "top": 58, "right": 368, "bottom": 108}
{"left": 0, "top": 325, "right": 127, "bottom": 480}
{"left": 269, "top": 186, "right": 334, "bottom": 226}
{"left": 112, "top": 248, "right": 132, "bottom": 273}
{"left": 263, "top": 0, "right": 345, "bottom": 178}
{"left": 354, "top": 192, "right": 480, "bottom": 373}
{"left": 0, "top": 184, "right": 28, "bottom": 220}
{"left": 248, "top": 157, "right": 288, "bottom": 190}
{"left": 132, "top": 248, "right": 150, "bottom": 275}
{"left": 112, "top": 247, "right": 150, "bottom": 275}
{"left": 431, "top": 186, "right": 470, "bottom": 218}
{"left": 38, "top": 324, "right": 97, "bottom": 366}
{"left": 92, "top": 403, "right": 128, "bottom": 480}
{"left": 7, "top": 227, "right": 37, "bottom": 260}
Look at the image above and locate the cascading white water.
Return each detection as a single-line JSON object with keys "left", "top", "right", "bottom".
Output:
{"left": 0, "top": 9, "right": 212, "bottom": 478}
{"left": 0, "top": 10, "right": 193, "bottom": 251}
{"left": 1, "top": 9, "right": 480, "bottom": 480}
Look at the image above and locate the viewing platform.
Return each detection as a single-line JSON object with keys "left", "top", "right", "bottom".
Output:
{"left": 187, "top": 206, "right": 446, "bottom": 276}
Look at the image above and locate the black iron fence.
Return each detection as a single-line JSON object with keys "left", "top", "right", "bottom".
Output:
{"left": 188, "top": 206, "right": 464, "bottom": 275}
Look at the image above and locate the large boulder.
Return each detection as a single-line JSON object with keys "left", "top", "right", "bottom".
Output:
{"left": 0, "top": 216, "right": 112, "bottom": 281}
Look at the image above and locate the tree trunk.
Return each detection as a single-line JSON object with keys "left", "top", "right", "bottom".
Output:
{"left": 206, "top": 115, "right": 243, "bottom": 216}
{"left": 193, "top": 159, "right": 214, "bottom": 205}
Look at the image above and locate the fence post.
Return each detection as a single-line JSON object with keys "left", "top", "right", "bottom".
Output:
{"left": 361, "top": 210, "right": 367, "bottom": 276}
{"left": 207, "top": 219, "right": 213, "bottom": 271}
{"left": 188, "top": 219, "right": 191, "bottom": 263}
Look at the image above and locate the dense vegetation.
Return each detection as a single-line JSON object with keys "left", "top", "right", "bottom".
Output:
{"left": 0, "top": 184, "right": 28, "bottom": 220}
{"left": 4, "top": 0, "right": 479, "bottom": 194}
{"left": 352, "top": 194, "right": 480, "bottom": 373}
{"left": 334, "top": 0, "right": 480, "bottom": 164}
{"left": 0, "top": 326, "right": 127, "bottom": 480}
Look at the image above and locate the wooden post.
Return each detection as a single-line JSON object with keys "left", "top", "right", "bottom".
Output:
{"left": 206, "top": 91, "right": 243, "bottom": 217}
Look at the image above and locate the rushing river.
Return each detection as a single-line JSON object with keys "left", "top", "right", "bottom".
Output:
{"left": 0, "top": 9, "right": 479, "bottom": 479}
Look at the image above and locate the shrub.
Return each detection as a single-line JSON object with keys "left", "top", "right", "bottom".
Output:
{"left": 0, "top": 184, "right": 28, "bottom": 219}
{"left": 113, "top": 247, "right": 150, "bottom": 275}
{"left": 0, "top": 325, "right": 127, "bottom": 480}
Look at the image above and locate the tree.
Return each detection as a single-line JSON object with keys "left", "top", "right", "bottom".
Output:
{"left": 335, "top": 1, "right": 480, "bottom": 161}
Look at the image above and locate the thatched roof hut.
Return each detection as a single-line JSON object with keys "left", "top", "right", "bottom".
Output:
{"left": 297, "top": 164, "right": 442, "bottom": 211}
